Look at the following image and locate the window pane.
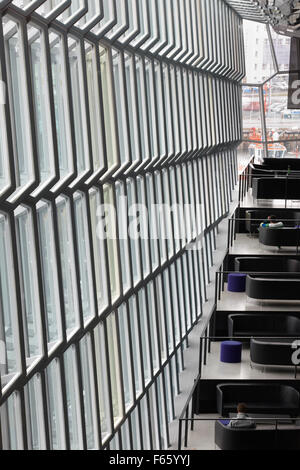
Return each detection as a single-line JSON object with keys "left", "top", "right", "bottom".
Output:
{"left": 50, "top": 31, "right": 73, "bottom": 182}
{"left": 56, "top": 196, "right": 80, "bottom": 337}
{"left": 85, "top": 42, "right": 105, "bottom": 175}
{"left": 37, "top": 201, "right": 62, "bottom": 350}
{"left": 46, "top": 359, "right": 66, "bottom": 450}
{"left": 3, "top": 16, "right": 34, "bottom": 194}
{"left": 79, "top": 334, "right": 99, "bottom": 450}
{"left": 0, "top": 214, "right": 20, "bottom": 390}
{"left": 28, "top": 24, "right": 55, "bottom": 190}
{"left": 68, "top": 37, "right": 90, "bottom": 179}
{"left": 25, "top": 374, "right": 46, "bottom": 450}
{"left": 106, "top": 312, "right": 123, "bottom": 425}
{"left": 73, "top": 192, "right": 95, "bottom": 324}
{"left": 64, "top": 346, "right": 83, "bottom": 450}
{"left": 99, "top": 45, "right": 118, "bottom": 173}
{"left": 15, "top": 207, "right": 42, "bottom": 368}
{"left": 89, "top": 188, "right": 108, "bottom": 313}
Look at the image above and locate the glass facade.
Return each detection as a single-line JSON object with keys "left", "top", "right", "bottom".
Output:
{"left": 0, "top": 0, "right": 242, "bottom": 450}
{"left": 240, "top": 19, "right": 297, "bottom": 166}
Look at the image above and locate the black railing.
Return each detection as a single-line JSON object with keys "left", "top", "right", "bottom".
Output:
{"left": 178, "top": 333, "right": 300, "bottom": 450}
{"left": 215, "top": 268, "right": 300, "bottom": 304}
{"left": 227, "top": 217, "right": 300, "bottom": 251}
{"left": 238, "top": 160, "right": 300, "bottom": 204}
{"left": 178, "top": 414, "right": 300, "bottom": 450}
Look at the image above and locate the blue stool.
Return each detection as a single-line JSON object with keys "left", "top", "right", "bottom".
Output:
{"left": 220, "top": 341, "right": 242, "bottom": 363}
{"left": 228, "top": 273, "right": 247, "bottom": 293}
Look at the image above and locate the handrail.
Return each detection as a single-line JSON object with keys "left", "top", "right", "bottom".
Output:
{"left": 178, "top": 332, "right": 300, "bottom": 449}
{"left": 227, "top": 217, "right": 300, "bottom": 250}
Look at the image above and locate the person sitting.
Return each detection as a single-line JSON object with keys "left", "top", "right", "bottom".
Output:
{"left": 260, "top": 215, "right": 284, "bottom": 229}
{"left": 228, "top": 403, "right": 256, "bottom": 429}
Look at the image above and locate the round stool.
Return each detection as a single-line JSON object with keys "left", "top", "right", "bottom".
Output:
{"left": 220, "top": 341, "right": 242, "bottom": 364}
{"left": 228, "top": 273, "right": 247, "bottom": 293}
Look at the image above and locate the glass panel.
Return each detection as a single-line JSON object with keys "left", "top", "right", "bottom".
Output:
{"left": 94, "top": 322, "right": 112, "bottom": 442}
{"left": 15, "top": 206, "right": 42, "bottom": 368}
{"left": 266, "top": 74, "right": 300, "bottom": 143}
{"left": 112, "top": 48, "right": 129, "bottom": 167}
{"left": 46, "top": 359, "right": 66, "bottom": 450}
{"left": 28, "top": 24, "right": 55, "bottom": 190}
{"left": 103, "top": 184, "right": 120, "bottom": 304}
{"left": 64, "top": 346, "right": 83, "bottom": 450}
{"left": 50, "top": 31, "right": 73, "bottom": 182}
{"left": 56, "top": 196, "right": 80, "bottom": 337}
{"left": 89, "top": 188, "right": 108, "bottom": 313}
{"left": 137, "top": 289, "right": 151, "bottom": 384}
{"left": 99, "top": 45, "right": 118, "bottom": 173}
{"left": 79, "top": 334, "right": 99, "bottom": 450}
{"left": 0, "top": 392, "right": 23, "bottom": 450}
{"left": 85, "top": 41, "right": 105, "bottom": 175}
{"left": 0, "top": 214, "right": 20, "bottom": 391}
{"left": 128, "top": 297, "right": 143, "bottom": 397}
{"left": 115, "top": 182, "right": 131, "bottom": 293}
{"left": 106, "top": 313, "right": 123, "bottom": 425}
{"left": 3, "top": 16, "right": 34, "bottom": 194}
{"left": 73, "top": 192, "right": 95, "bottom": 324}
{"left": 270, "top": 28, "right": 291, "bottom": 72}
{"left": 68, "top": 36, "right": 90, "bottom": 179}
{"left": 25, "top": 374, "right": 46, "bottom": 450}
{"left": 243, "top": 20, "right": 276, "bottom": 84}
{"left": 37, "top": 201, "right": 62, "bottom": 350}
{"left": 117, "top": 303, "right": 133, "bottom": 411}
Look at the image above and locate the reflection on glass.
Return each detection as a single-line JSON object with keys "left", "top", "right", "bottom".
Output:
{"left": 266, "top": 74, "right": 300, "bottom": 144}
{"left": 243, "top": 20, "right": 275, "bottom": 84}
